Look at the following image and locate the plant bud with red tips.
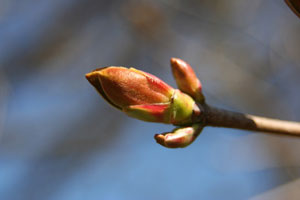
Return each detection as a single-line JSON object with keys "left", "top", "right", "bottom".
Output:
{"left": 154, "top": 124, "right": 203, "bottom": 148}
{"left": 170, "top": 58, "right": 205, "bottom": 103}
{"left": 86, "top": 66, "right": 201, "bottom": 125}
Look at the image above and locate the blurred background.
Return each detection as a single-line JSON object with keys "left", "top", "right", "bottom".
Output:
{"left": 0, "top": 0, "right": 300, "bottom": 199}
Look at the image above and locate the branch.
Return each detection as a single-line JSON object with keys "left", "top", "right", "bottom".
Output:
{"left": 86, "top": 59, "right": 300, "bottom": 148}
{"left": 203, "top": 104, "right": 300, "bottom": 136}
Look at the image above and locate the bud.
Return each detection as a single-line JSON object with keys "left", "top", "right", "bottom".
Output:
{"left": 86, "top": 66, "right": 200, "bottom": 125}
{"left": 170, "top": 58, "right": 205, "bottom": 103}
{"left": 154, "top": 124, "right": 203, "bottom": 148}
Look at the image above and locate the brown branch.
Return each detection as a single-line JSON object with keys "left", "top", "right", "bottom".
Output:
{"left": 202, "top": 104, "right": 300, "bottom": 137}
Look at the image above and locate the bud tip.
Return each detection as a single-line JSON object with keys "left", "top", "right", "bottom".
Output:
{"left": 154, "top": 134, "right": 165, "bottom": 146}
{"left": 170, "top": 57, "right": 183, "bottom": 68}
{"left": 85, "top": 71, "right": 98, "bottom": 86}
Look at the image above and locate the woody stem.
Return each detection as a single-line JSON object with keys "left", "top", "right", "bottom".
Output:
{"left": 202, "top": 104, "right": 300, "bottom": 136}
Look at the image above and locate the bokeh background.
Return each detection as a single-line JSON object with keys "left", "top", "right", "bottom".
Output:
{"left": 0, "top": 0, "right": 300, "bottom": 199}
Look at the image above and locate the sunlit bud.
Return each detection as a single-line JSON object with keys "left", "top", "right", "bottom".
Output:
{"left": 170, "top": 58, "right": 205, "bottom": 103}
{"left": 86, "top": 67, "right": 173, "bottom": 108}
{"left": 154, "top": 124, "right": 203, "bottom": 148}
{"left": 86, "top": 67, "right": 201, "bottom": 125}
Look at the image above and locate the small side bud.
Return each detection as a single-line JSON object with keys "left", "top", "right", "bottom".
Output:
{"left": 154, "top": 124, "right": 203, "bottom": 148}
{"left": 170, "top": 58, "right": 205, "bottom": 103}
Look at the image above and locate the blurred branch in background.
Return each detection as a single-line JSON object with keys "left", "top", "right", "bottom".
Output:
{"left": 0, "top": 70, "right": 10, "bottom": 141}
{"left": 285, "top": 0, "right": 300, "bottom": 18}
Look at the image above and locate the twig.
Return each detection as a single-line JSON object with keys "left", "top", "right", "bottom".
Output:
{"left": 202, "top": 104, "right": 300, "bottom": 136}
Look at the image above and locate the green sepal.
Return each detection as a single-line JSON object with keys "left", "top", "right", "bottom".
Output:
{"left": 170, "top": 90, "right": 195, "bottom": 125}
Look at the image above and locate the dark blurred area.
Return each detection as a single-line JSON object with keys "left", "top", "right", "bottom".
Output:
{"left": 0, "top": 0, "right": 300, "bottom": 199}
